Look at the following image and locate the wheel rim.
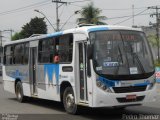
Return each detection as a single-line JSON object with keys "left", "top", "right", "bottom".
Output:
{"left": 66, "top": 93, "right": 75, "bottom": 109}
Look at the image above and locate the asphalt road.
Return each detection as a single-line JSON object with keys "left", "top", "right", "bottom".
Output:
{"left": 0, "top": 80, "right": 160, "bottom": 120}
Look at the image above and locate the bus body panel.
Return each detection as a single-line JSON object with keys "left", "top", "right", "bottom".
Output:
{"left": 3, "top": 65, "right": 30, "bottom": 95}
{"left": 86, "top": 73, "right": 93, "bottom": 107}
{"left": 2, "top": 25, "right": 157, "bottom": 111}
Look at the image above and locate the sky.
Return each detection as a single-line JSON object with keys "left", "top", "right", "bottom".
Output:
{"left": 0, "top": 0, "right": 160, "bottom": 40}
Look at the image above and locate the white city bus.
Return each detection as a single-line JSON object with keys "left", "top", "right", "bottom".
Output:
{"left": 2, "top": 25, "right": 157, "bottom": 114}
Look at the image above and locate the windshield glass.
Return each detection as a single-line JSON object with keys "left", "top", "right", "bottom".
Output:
{"left": 90, "top": 30, "right": 154, "bottom": 79}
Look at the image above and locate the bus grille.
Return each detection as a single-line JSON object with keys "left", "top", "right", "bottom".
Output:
{"left": 113, "top": 86, "right": 147, "bottom": 93}
{"left": 116, "top": 96, "right": 145, "bottom": 103}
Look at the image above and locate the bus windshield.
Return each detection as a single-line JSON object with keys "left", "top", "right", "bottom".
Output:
{"left": 89, "top": 30, "right": 154, "bottom": 80}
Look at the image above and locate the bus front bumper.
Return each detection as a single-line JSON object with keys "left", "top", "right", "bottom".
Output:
{"left": 91, "top": 85, "right": 157, "bottom": 108}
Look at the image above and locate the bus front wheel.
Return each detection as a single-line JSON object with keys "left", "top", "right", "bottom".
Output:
{"left": 63, "top": 87, "right": 77, "bottom": 114}
{"left": 15, "top": 81, "right": 26, "bottom": 103}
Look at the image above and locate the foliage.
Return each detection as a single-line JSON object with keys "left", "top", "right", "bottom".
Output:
{"left": 154, "top": 60, "right": 160, "bottom": 67}
{"left": 12, "top": 17, "right": 47, "bottom": 40}
{"left": 147, "top": 34, "right": 160, "bottom": 64}
{"left": 11, "top": 32, "right": 23, "bottom": 41}
{"left": 78, "top": 2, "right": 107, "bottom": 25}
{"left": 147, "top": 34, "right": 157, "bottom": 47}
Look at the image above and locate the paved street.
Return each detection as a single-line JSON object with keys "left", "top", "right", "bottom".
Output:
{"left": 0, "top": 79, "right": 160, "bottom": 120}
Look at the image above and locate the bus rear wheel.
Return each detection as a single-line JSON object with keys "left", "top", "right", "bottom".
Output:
{"left": 63, "top": 87, "right": 77, "bottom": 114}
{"left": 15, "top": 81, "right": 26, "bottom": 103}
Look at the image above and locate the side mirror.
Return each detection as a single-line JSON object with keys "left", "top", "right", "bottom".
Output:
{"left": 87, "top": 44, "right": 93, "bottom": 59}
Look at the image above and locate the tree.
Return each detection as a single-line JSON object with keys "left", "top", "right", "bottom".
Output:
{"left": 12, "top": 17, "right": 47, "bottom": 40}
{"left": 147, "top": 34, "right": 160, "bottom": 64}
{"left": 78, "top": 2, "right": 107, "bottom": 25}
{"left": 147, "top": 34, "right": 157, "bottom": 47}
{"left": 11, "top": 32, "right": 23, "bottom": 41}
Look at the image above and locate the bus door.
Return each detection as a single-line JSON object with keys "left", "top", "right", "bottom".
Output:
{"left": 29, "top": 47, "right": 38, "bottom": 95}
{"left": 78, "top": 42, "right": 88, "bottom": 102}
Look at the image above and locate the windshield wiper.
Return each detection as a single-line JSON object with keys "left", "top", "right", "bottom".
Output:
{"left": 132, "top": 52, "right": 145, "bottom": 74}
{"left": 127, "top": 42, "right": 145, "bottom": 74}
{"left": 119, "top": 32, "right": 130, "bottom": 75}
{"left": 114, "top": 45, "right": 123, "bottom": 75}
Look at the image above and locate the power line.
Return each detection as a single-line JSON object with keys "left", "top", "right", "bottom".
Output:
{"left": 0, "top": 0, "right": 51, "bottom": 16}
{"left": 59, "top": 5, "right": 66, "bottom": 17}
{"left": 107, "top": 13, "right": 152, "bottom": 20}
{"left": 69, "top": 3, "right": 83, "bottom": 8}
{"left": 68, "top": 0, "right": 91, "bottom": 3}
{"left": 113, "top": 8, "right": 149, "bottom": 25}
{"left": 60, "top": 12, "right": 77, "bottom": 30}
{"left": 34, "top": 9, "right": 56, "bottom": 31}
{"left": 102, "top": 7, "right": 148, "bottom": 11}
{"left": 69, "top": 4, "right": 160, "bottom": 11}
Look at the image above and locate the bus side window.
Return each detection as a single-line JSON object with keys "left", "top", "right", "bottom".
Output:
{"left": 38, "top": 39, "right": 50, "bottom": 63}
{"left": 58, "top": 34, "right": 73, "bottom": 63}
{"left": 50, "top": 38, "right": 56, "bottom": 63}
{"left": 5, "top": 46, "right": 12, "bottom": 65}
{"left": 23, "top": 43, "right": 29, "bottom": 64}
{"left": 38, "top": 34, "right": 73, "bottom": 64}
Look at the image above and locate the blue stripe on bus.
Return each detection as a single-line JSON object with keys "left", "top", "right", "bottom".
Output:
{"left": 44, "top": 64, "right": 60, "bottom": 94}
{"left": 88, "top": 27, "right": 109, "bottom": 32}
{"left": 8, "top": 70, "right": 28, "bottom": 80}
{"left": 133, "top": 82, "right": 150, "bottom": 87}
{"left": 47, "top": 31, "right": 63, "bottom": 38}
{"left": 97, "top": 76, "right": 150, "bottom": 87}
{"left": 44, "top": 64, "right": 59, "bottom": 83}
{"left": 98, "top": 76, "right": 118, "bottom": 87}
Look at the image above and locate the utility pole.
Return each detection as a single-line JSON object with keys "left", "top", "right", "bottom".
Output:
{"left": 0, "top": 31, "right": 2, "bottom": 47}
{"left": 52, "top": 0, "right": 67, "bottom": 31}
{"left": 132, "top": 5, "right": 135, "bottom": 27}
{"left": 0, "top": 31, "right": 3, "bottom": 64}
{"left": 148, "top": 6, "right": 160, "bottom": 62}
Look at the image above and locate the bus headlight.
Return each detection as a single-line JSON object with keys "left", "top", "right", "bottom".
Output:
{"left": 96, "top": 81, "right": 112, "bottom": 92}
{"left": 102, "top": 84, "right": 112, "bottom": 92}
{"left": 148, "top": 79, "right": 156, "bottom": 90}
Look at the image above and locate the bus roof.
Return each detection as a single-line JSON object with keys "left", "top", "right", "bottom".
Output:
{"left": 3, "top": 25, "right": 142, "bottom": 46}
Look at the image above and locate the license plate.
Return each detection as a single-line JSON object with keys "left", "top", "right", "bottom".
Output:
{"left": 126, "top": 95, "right": 137, "bottom": 100}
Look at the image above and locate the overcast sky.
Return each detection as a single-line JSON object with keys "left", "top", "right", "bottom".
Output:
{"left": 0, "top": 0, "right": 160, "bottom": 40}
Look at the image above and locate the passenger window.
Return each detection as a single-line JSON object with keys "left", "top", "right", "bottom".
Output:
{"left": 38, "top": 34, "right": 73, "bottom": 64}
{"left": 23, "top": 43, "right": 29, "bottom": 64}
{"left": 4, "top": 42, "right": 29, "bottom": 65}
{"left": 58, "top": 34, "right": 73, "bottom": 63}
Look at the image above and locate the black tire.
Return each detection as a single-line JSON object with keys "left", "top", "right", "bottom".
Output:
{"left": 15, "top": 81, "right": 26, "bottom": 103}
{"left": 63, "top": 87, "right": 78, "bottom": 114}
